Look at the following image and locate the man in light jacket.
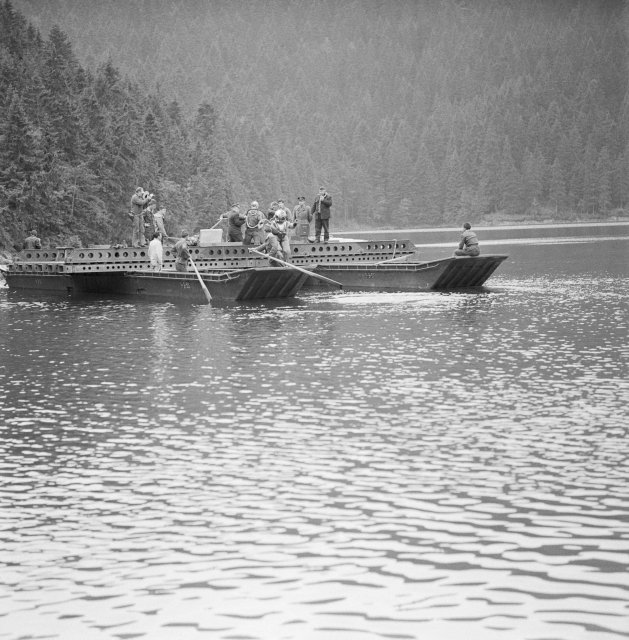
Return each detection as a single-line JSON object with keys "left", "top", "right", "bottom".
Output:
{"left": 148, "top": 232, "right": 163, "bottom": 271}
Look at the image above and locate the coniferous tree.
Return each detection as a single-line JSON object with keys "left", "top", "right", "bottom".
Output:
{"left": 548, "top": 157, "right": 567, "bottom": 214}
{"left": 596, "top": 146, "right": 612, "bottom": 213}
{"left": 499, "top": 137, "right": 522, "bottom": 216}
{"left": 443, "top": 147, "right": 464, "bottom": 222}
{"left": 0, "top": 90, "right": 44, "bottom": 231}
{"left": 2, "top": 0, "right": 628, "bottom": 247}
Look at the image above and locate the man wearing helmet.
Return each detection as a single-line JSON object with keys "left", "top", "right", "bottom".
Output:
{"left": 270, "top": 208, "right": 295, "bottom": 262}
{"left": 243, "top": 201, "right": 265, "bottom": 245}
{"left": 276, "top": 199, "right": 292, "bottom": 220}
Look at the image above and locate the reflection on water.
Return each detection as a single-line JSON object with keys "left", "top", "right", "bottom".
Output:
{"left": 0, "top": 239, "right": 628, "bottom": 640}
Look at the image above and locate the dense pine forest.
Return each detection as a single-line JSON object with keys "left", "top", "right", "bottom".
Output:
{"left": 2, "top": 0, "right": 629, "bottom": 251}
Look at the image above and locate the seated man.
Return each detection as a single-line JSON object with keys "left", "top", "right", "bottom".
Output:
{"left": 454, "top": 222, "right": 480, "bottom": 257}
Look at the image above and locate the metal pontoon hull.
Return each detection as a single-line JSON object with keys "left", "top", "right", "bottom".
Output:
{"left": 312, "top": 255, "right": 508, "bottom": 291}
{"left": 4, "top": 268, "right": 309, "bottom": 304}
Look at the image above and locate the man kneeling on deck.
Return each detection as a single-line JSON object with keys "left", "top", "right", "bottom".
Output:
{"left": 454, "top": 222, "right": 480, "bottom": 257}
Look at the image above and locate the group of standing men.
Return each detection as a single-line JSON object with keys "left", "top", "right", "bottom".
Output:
{"left": 220, "top": 187, "right": 333, "bottom": 263}
{"left": 130, "top": 185, "right": 333, "bottom": 269}
{"left": 23, "top": 186, "right": 480, "bottom": 271}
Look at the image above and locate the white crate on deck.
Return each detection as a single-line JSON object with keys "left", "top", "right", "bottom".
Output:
{"left": 198, "top": 228, "right": 223, "bottom": 245}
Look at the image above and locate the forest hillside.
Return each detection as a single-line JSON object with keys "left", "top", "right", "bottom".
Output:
{"left": 3, "top": 0, "right": 629, "bottom": 250}
{"left": 0, "top": 1, "right": 231, "bottom": 250}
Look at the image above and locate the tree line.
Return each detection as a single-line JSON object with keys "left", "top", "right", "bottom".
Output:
{"left": 2, "top": 0, "right": 629, "bottom": 250}
{"left": 0, "top": 1, "right": 232, "bottom": 250}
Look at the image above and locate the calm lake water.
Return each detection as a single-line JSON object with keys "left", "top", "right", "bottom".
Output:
{"left": 1, "top": 226, "right": 628, "bottom": 640}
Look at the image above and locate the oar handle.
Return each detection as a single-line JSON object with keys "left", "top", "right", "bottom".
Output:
{"left": 189, "top": 255, "right": 212, "bottom": 303}
{"left": 248, "top": 248, "right": 343, "bottom": 288}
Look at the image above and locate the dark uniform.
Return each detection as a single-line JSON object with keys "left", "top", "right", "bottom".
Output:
{"left": 174, "top": 235, "right": 191, "bottom": 272}
{"left": 24, "top": 231, "right": 41, "bottom": 250}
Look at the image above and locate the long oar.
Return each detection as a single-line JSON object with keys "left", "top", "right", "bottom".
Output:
{"left": 188, "top": 255, "right": 212, "bottom": 303}
{"left": 248, "top": 248, "right": 343, "bottom": 288}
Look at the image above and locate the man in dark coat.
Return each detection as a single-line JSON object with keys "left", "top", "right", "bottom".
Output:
{"left": 130, "top": 187, "right": 151, "bottom": 247}
{"left": 312, "top": 186, "right": 332, "bottom": 243}
{"left": 174, "top": 231, "right": 191, "bottom": 272}
{"left": 227, "top": 203, "right": 246, "bottom": 242}
{"left": 23, "top": 229, "right": 42, "bottom": 250}
{"left": 292, "top": 196, "right": 312, "bottom": 241}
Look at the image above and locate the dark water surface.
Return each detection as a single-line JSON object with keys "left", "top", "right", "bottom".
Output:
{"left": 1, "top": 232, "right": 628, "bottom": 640}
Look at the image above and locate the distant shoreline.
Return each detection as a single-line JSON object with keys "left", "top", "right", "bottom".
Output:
{"left": 334, "top": 219, "right": 629, "bottom": 235}
{"left": 2, "top": 220, "right": 628, "bottom": 265}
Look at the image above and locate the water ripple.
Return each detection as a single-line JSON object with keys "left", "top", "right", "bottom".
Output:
{"left": 0, "top": 244, "right": 628, "bottom": 639}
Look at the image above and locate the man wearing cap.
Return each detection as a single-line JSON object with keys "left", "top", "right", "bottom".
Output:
{"left": 23, "top": 229, "right": 41, "bottom": 250}
{"left": 152, "top": 205, "right": 168, "bottom": 239}
{"left": 312, "top": 186, "right": 332, "bottom": 243}
{"left": 292, "top": 196, "right": 312, "bottom": 242}
{"left": 143, "top": 199, "right": 157, "bottom": 238}
{"left": 173, "top": 231, "right": 190, "bottom": 272}
{"left": 227, "top": 203, "right": 246, "bottom": 243}
{"left": 130, "top": 187, "right": 151, "bottom": 247}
